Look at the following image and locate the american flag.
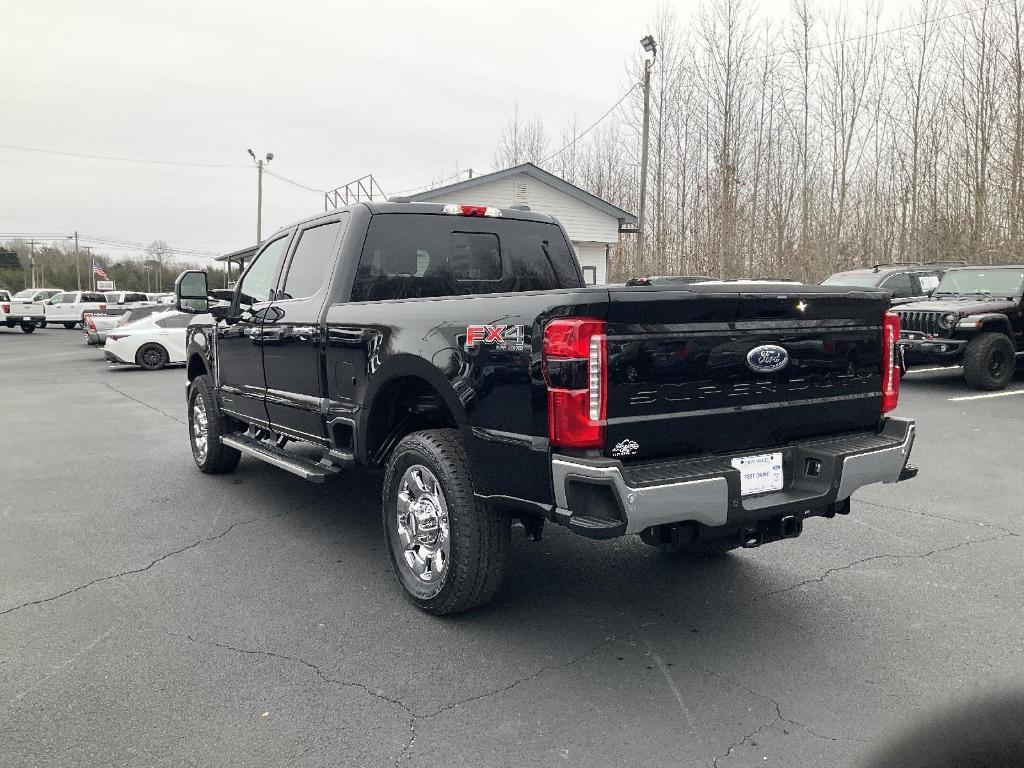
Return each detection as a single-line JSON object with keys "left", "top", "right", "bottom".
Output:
{"left": 92, "top": 258, "right": 108, "bottom": 280}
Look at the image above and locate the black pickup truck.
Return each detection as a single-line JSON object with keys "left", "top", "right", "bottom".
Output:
{"left": 175, "top": 202, "right": 917, "bottom": 614}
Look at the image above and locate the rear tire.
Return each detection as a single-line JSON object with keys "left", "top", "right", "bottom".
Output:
{"left": 963, "top": 332, "right": 1015, "bottom": 391}
{"left": 20, "top": 323, "right": 35, "bottom": 334}
{"left": 136, "top": 343, "right": 169, "bottom": 371}
{"left": 63, "top": 322, "right": 77, "bottom": 329}
{"left": 188, "top": 375, "right": 241, "bottom": 474}
{"left": 382, "top": 428, "right": 510, "bottom": 615}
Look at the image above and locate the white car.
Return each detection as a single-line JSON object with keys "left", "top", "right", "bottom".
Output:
{"left": 103, "top": 310, "right": 192, "bottom": 370}
{"left": 104, "top": 291, "right": 150, "bottom": 307}
{"left": 44, "top": 291, "right": 109, "bottom": 328}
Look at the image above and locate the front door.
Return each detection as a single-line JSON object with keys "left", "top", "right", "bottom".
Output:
{"left": 217, "top": 233, "right": 291, "bottom": 426}
{"left": 262, "top": 215, "right": 347, "bottom": 442}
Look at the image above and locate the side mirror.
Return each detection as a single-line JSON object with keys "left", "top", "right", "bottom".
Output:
{"left": 175, "top": 270, "right": 209, "bottom": 314}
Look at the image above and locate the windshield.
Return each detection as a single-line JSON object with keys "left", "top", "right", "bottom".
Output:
{"left": 934, "top": 269, "right": 1024, "bottom": 298}
{"left": 12, "top": 290, "right": 36, "bottom": 299}
{"left": 821, "top": 273, "right": 882, "bottom": 288}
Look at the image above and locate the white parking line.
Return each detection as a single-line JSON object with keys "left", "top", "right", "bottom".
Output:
{"left": 906, "top": 366, "right": 961, "bottom": 374}
{"left": 948, "top": 389, "right": 1024, "bottom": 402}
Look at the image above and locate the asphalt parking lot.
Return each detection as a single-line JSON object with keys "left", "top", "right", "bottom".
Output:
{"left": 2, "top": 327, "right": 1022, "bottom": 768}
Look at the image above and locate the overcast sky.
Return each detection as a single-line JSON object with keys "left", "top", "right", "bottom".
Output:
{"left": 4, "top": 0, "right": 900, "bottom": 263}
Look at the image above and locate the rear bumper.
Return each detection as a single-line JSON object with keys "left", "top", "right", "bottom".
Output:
{"left": 4, "top": 314, "right": 45, "bottom": 325}
{"left": 104, "top": 348, "right": 130, "bottom": 365}
{"left": 551, "top": 417, "right": 916, "bottom": 539}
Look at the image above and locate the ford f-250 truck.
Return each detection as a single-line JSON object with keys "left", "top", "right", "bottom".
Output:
{"left": 174, "top": 201, "right": 917, "bottom": 614}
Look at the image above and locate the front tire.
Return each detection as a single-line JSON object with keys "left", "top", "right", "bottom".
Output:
{"left": 188, "top": 375, "right": 240, "bottom": 474}
{"left": 963, "top": 332, "right": 1015, "bottom": 391}
{"left": 382, "top": 429, "right": 509, "bottom": 615}
{"left": 20, "top": 322, "right": 35, "bottom": 334}
{"left": 63, "top": 322, "right": 77, "bottom": 329}
{"left": 136, "top": 343, "right": 169, "bottom": 371}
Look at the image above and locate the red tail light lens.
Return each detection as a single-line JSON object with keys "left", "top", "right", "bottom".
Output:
{"left": 1, "top": 304, "right": 9, "bottom": 314}
{"left": 543, "top": 318, "right": 607, "bottom": 449}
{"left": 99, "top": 304, "right": 106, "bottom": 312}
{"left": 882, "top": 312, "right": 901, "bottom": 413}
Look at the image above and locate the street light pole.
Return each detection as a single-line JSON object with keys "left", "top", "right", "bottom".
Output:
{"left": 637, "top": 34, "right": 657, "bottom": 277}
{"left": 74, "top": 231, "right": 81, "bottom": 290}
{"left": 248, "top": 149, "right": 274, "bottom": 243}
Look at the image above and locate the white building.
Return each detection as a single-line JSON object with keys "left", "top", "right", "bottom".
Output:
{"left": 409, "top": 162, "right": 636, "bottom": 285}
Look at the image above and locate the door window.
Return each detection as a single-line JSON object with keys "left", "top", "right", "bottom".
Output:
{"left": 61, "top": 293, "right": 77, "bottom": 304}
{"left": 238, "top": 236, "right": 290, "bottom": 306}
{"left": 278, "top": 219, "right": 344, "bottom": 301}
{"left": 881, "top": 272, "right": 913, "bottom": 298}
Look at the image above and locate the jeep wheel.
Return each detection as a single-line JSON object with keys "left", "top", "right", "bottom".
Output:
{"left": 188, "top": 375, "right": 241, "bottom": 474}
{"left": 383, "top": 428, "right": 509, "bottom": 615}
{"left": 136, "top": 343, "right": 169, "bottom": 371}
{"left": 963, "top": 332, "right": 1015, "bottom": 391}
{"left": 20, "top": 322, "right": 35, "bottom": 334}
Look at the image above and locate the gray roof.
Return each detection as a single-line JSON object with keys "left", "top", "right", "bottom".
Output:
{"left": 408, "top": 162, "right": 637, "bottom": 225}
{"left": 215, "top": 245, "right": 258, "bottom": 263}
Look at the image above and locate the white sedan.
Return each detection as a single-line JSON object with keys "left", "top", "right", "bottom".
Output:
{"left": 103, "top": 310, "right": 192, "bottom": 370}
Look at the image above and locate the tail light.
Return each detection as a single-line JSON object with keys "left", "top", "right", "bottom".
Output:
{"left": 99, "top": 304, "right": 106, "bottom": 312}
{"left": 543, "top": 318, "right": 607, "bottom": 449}
{"left": 441, "top": 204, "right": 502, "bottom": 217}
{"left": 88, "top": 318, "right": 96, "bottom": 332}
{"left": 882, "top": 312, "right": 901, "bottom": 413}
{"left": 1, "top": 304, "right": 8, "bottom": 314}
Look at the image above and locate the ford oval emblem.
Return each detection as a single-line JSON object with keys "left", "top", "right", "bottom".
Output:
{"left": 746, "top": 344, "right": 789, "bottom": 373}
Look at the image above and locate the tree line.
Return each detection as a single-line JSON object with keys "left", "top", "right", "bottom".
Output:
{"left": 492, "top": 0, "right": 1024, "bottom": 283}
{"left": 0, "top": 239, "right": 226, "bottom": 294}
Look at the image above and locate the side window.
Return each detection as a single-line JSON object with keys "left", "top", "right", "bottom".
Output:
{"left": 238, "top": 236, "right": 289, "bottom": 305}
{"left": 61, "top": 293, "right": 77, "bottom": 304}
{"left": 882, "top": 272, "right": 913, "bottom": 298}
{"left": 156, "top": 313, "right": 192, "bottom": 328}
{"left": 278, "top": 219, "right": 344, "bottom": 301}
{"left": 48, "top": 293, "right": 65, "bottom": 304}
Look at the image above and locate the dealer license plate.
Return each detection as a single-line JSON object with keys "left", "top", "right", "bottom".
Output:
{"left": 731, "top": 452, "right": 784, "bottom": 496}
{"left": 23, "top": 316, "right": 31, "bottom": 321}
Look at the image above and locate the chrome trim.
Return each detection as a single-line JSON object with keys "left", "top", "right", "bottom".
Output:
{"left": 551, "top": 457, "right": 730, "bottom": 533}
{"left": 835, "top": 420, "right": 915, "bottom": 500}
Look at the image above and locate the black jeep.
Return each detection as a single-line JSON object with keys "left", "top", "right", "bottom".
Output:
{"left": 896, "top": 265, "right": 1024, "bottom": 390}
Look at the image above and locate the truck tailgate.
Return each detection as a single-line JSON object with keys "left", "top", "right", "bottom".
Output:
{"left": 604, "top": 286, "right": 888, "bottom": 461}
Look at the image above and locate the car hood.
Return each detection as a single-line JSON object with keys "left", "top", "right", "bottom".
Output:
{"left": 896, "top": 297, "right": 1016, "bottom": 315}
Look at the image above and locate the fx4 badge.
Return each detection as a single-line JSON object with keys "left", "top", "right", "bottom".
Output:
{"left": 465, "top": 324, "right": 526, "bottom": 352}
{"left": 612, "top": 439, "right": 640, "bottom": 457}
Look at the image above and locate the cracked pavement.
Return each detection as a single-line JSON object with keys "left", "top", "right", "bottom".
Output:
{"left": 2, "top": 330, "right": 1022, "bottom": 767}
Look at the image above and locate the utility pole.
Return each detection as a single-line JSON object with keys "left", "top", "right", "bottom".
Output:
{"left": 28, "top": 239, "right": 37, "bottom": 288}
{"left": 248, "top": 148, "right": 274, "bottom": 243}
{"left": 74, "top": 231, "right": 81, "bottom": 290}
{"left": 637, "top": 35, "right": 657, "bottom": 277}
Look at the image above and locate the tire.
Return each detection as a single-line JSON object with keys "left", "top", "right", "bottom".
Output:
{"left": 63, "top": 322, "right": 77, "bottom": 329}
{"left": 963, "top": 332, "right": 1015, "bottom": 391}
{"left": 38, "top": 321, "right": 47, "bottom": 329}
{"left": 382, "top": 428, "right": 509, "bottom": 615}
{"left": 136, "top": 343, "right": 169, "bottom": 371}
{"left": 20, "top": 322, "right": 35, "bottom": 334}
{"left": 188, "top": 375, "right": 241, "bottom": 474}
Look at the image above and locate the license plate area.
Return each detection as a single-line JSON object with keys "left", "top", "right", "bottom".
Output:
{"left": 731, "top": 452, "right": 784, "bottom": 496}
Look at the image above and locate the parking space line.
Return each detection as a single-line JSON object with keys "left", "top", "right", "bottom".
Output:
{"left": 906, "top": 366, "right": 960, "bottom": 374}
{"left": 948, "top": 389, "right": 1024, "bottom": 402}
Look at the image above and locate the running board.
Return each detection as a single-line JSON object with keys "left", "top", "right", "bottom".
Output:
{"left": 222, "top": 435, "right": 342, "bottom": 483}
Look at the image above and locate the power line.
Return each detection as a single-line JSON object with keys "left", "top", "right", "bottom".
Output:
{"left": 540, "top": 82, "right": 642, "bottom": 164}
{"left": 263, "top": 169, "right": 326, "bottom": 194}
{"left": 389, "top": 169, "right": 472, "bottom": 197}
{"left": 0, "top": 143, "right": 250, "bottom": 168}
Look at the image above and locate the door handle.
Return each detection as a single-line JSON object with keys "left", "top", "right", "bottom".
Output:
{"left": 290, "top": 326, "right": 319, "bottom": 341}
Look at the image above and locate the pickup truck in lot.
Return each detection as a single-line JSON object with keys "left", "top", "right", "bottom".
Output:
{"left": 2, "top": 296, "right": 47, "bottom": 332}
{"left": 175, "top": 201, "right": 917, "bottom": 614}
{"left": 42, "top": 291, "right": 108, "bottom": 329}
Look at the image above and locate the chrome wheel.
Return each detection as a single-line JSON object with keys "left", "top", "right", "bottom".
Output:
{"left": 395, "top": 465, "right": 450, "bottom": 589}
{"left": 191, "top": 398, "right": 209, "bottom": 464}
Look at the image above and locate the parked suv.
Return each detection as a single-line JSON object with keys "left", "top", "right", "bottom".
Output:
{"left": 821, "top": 263, "right": 961, "bottom": 305}
{"left": 896, "top": 265, "right": 1024, "bottom": 390}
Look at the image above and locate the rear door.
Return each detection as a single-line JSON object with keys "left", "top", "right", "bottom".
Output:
{"left": 262, "top": 214, "right": 347, "bottom": 442}
{"left": 217, "top": 233, "right": 292, "bottom": 425}
{"left": 603, "top": 286, "right": 888, "bottom": 462}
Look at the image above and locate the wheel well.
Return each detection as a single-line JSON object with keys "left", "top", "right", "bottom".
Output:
{"left": 364, "top": 376, "right": 458, "bottom": 466}
{"left": 187, "top": 354, "right": 208, "bottom": 382}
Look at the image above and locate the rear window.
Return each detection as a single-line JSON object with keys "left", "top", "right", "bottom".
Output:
{"left": 350, "top": 214, "right": 581, "bottom": 302}
{"left": 821, "top": 273, "right": 882, "bottom": 288}
{"left": 82, "top": 293, "right": 106, "bottom": 303}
